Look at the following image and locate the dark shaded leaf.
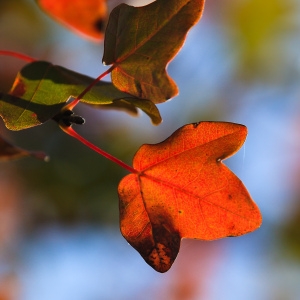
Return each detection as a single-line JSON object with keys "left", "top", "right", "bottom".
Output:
{"left": 0, "top": 135, "right": 48, "bottom": 161}
{"left": 103, "top": 0, "right": 205, "bottom": 103}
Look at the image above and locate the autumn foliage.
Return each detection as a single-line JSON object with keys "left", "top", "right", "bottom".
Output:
{"left": 119, "top": 122, "right": 261, "bottom": 272}
{"left": 0, "top": 0, "right": 262, "bottom": 272}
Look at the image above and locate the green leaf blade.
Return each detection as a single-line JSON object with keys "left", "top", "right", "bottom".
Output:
{"left": 0, "top": 61, "right": 161, "bottom": 130}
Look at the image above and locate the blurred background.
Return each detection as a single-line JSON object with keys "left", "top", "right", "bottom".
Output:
{"left": 1, "top": 0, "right": 300, "bottom": 299}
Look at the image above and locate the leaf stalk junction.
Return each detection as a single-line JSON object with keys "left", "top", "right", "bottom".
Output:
{"left": 0, "top": 50, "right": 136, "bottom": 173}
{"left": 59, "top": 122, "right": 137, "bottom": 174}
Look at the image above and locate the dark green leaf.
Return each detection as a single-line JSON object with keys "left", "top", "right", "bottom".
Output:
{"left": 103, "top": 0, "right": 205, "bottom": 103}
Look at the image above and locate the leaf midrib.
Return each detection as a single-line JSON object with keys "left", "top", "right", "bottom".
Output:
{"left": 138, "top": 171, "right": 253, "bottom": 222}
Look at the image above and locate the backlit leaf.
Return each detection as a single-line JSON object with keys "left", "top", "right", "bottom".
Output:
{"left": 118, "top": 122, "right": 262, "bottom": 272}
{"left": 36, "top": 0, "right": 107, "bottom": 40}
{"left": 103, "top": 0, "right": 205, "bottom": 103}
{"left": 0, "top": 61, "right": 161, "bottom": 130}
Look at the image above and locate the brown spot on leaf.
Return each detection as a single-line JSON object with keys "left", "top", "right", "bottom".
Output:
{"left": 144, "top": 224, "right": 180, "bottom": 273}
{"left": 148, "top": 243, "right": 171, "bottom": 272}
{"left": 135, "top": 81, "right": 143, "bottom": 98}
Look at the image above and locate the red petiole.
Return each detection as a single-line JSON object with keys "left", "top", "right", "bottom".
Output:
{"left": 64, "top": 65, "right": 116, "bottom": 111}
{"left": 60, "top": 125, "right": 138, "bottom": 174}
{"left": 1, "top": 50, "right": 132, "bottom": 173}
{"left": 0, "top": 50, "right": 115, "bottom": 110}
{"left": 0, "top": 50, "right": 36, "bottom": 62}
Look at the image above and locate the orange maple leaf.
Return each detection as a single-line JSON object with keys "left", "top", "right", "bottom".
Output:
{"left": 118, "top": 122, "right": 262, "bottom": 272}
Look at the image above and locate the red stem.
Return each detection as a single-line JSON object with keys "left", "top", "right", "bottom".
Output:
{"left": 1, "top": 50, "right": 132, "bottom": 172}
{"left": 64, "top": 65, "right": 116, "bottom": 111}
{"left": 1, "top": 50, "right": 133, "bottom": 172}
{"left": 60, "top": 125, "right": 138, "bottom": 174}
{"left": 0, "top": 50, "right": 36, "bottom": 62}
